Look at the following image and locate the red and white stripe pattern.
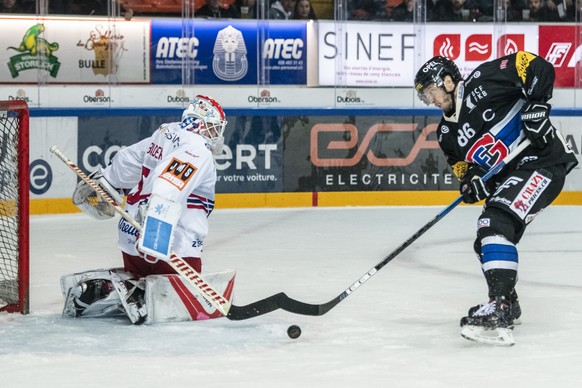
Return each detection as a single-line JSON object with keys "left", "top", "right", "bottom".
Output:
{"left": 168, "top": 274, "right": 235, "bottom": 320}
{"left": 187, "top": 194, "right": 214, "bottom": 215}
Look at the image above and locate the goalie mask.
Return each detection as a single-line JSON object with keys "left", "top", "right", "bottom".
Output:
{"left": 181, "top": 95, "right": 227, "bottom": 152}
{"left": 414, "top": 56, "right": 462, "bottom": 105}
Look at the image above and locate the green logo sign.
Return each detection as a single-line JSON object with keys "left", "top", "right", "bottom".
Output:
{"left": 7, "top": 23, "right": 61, "bottom": 78}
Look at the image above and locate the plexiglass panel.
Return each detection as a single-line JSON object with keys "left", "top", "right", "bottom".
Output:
{"left": 0, "top": 0, "right": 580, "bottom": 107}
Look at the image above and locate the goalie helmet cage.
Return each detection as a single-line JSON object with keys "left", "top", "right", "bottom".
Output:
{"left": 0, "top": 100, "right": 29, "bottom": 314}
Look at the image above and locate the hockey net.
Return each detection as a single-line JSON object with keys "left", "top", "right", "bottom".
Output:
{"left": 0, "top": 100, "right": 29, "bottom": 314}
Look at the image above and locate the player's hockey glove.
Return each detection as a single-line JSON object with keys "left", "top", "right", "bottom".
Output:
{"left": 460, "top": 165, "right": 490, "bottom": 204}
{"left": 72, "top": 170, "right": 124, "bottom": 220}
{"left": 521, "top": 101, "right": 555, "bottom": 149}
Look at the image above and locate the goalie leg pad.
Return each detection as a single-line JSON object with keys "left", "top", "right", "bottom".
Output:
{"left": 61, "top": 269, "right": 133, "bottom": 319}
{"left": 143, "top": 270, "right": 236, "bottom": 324}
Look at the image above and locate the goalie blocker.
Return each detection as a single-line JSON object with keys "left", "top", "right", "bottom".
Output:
{"left": 61, "top": 268, "right": 236, "bottom": 324}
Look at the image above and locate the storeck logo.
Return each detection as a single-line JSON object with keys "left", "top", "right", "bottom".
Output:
{"left": 7, "top": 23, "right": 61, "bottom": 78}
{"left": 310, "top": 123, "right": 439, "bottom": 167}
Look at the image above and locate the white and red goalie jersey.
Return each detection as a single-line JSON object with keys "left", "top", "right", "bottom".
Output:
{"left": 102, "top": 121, "right": 217, "bottom": 260}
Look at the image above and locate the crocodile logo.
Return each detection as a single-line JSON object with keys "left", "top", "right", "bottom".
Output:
{"left": 6, "top": 23, "right": 61, "bottom": 78}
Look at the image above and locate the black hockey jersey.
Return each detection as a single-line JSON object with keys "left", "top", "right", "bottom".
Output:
{"left": 436, "top": 51, "right": 578, "bottom": 183}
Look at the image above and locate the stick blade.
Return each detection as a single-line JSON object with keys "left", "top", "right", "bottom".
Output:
{"left": 226, "top": 293, "right": 339, "bottom": 321}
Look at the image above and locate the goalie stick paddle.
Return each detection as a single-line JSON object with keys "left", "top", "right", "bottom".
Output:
{"left": 49, "top": 145, "right": 232, "bottom": 317}
{"left": 225, "top": 139, "right": 532, "bottom": 320}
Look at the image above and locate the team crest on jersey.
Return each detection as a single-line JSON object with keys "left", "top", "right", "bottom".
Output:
{"left": 160, "top": 157, "right": 197, "bottom": 190}
{"left": 515, "top": 51, "right": 536, "bottom": 84}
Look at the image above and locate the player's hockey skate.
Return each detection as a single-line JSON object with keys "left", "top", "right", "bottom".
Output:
{"left": 466, "top": 289, "right": 522, "bottom": 326}
{"left": 460, "top": 297, "right": 515, "bottom": 347}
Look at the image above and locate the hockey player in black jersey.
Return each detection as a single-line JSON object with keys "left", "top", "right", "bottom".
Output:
{"left": 414, "top": 52, "right": 578, "bottom": 346}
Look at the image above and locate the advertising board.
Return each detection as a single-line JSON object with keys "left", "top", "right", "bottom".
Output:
{"left": 282, "top": 115, "right": 452, "bottom": 191}
{"left": 318, "top": 22, "right": 540, "bottom": 86}
{"left": 73, "top": 114, "right": 282, "bottom": 195}
{"left": 1, "top": 17, "right": 149, "bottom": 84}
{"left": 150, "top": 19, "right": 307, "bottom": 85}
{"left": 538, "top": 25, "right": 582, "bottom": 87}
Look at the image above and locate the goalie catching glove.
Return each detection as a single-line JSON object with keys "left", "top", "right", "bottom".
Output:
{"left": 72, "top": 169, "right": 124, "bottom": 220}
{"left": 460, "top": 165, "right": 491, "bottom": 204}
{"left": 521, "top": 101, "right": 555, "bottom": 149}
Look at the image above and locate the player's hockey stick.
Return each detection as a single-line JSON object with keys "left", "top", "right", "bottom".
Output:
{"left": 50, "top": 145, "right": 232, "bottom": 317}
{"left": 225, "top": 139, "right": 532, "bottom": 320}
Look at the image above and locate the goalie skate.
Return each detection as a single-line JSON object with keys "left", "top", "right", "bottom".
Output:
{"left": 61, "top": 272, "right": 126, "bottom": 319}
{"left": 110, "top": 274, "right": 147, "bottom": 325}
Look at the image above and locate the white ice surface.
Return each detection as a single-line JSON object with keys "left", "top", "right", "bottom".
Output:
{"left": 2, "top": 205, "right": 582, "bottom": 387}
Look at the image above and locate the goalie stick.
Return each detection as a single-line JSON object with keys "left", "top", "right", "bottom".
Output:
{"left": 225, "top": 139, "right": 532, "bottom": 320}
{"left": 50, "top": 145, "right": 233, "bottom": 317}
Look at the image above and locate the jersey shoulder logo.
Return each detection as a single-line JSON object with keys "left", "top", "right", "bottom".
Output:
{"left": 515, "top": 51, "right": 536, "bottom": 84}
{"left": 160, "top": 157, "right": 198, "bottom": 190}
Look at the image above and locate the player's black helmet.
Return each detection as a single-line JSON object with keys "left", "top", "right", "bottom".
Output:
{"left": 414, "top": 56, "right": 462, "bottom": 105}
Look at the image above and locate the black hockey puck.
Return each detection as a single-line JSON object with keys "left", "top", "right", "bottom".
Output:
{"left": 287, "top": 325, "right": 301, "bottom": 339}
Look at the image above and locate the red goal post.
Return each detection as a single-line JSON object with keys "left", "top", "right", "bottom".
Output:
{"left": 0, "top": 100, "right": 29, "bottom": 314}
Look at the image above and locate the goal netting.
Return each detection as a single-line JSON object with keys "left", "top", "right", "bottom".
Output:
{"left": 0, "top": 100, "right": 29, "bottom": 314}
